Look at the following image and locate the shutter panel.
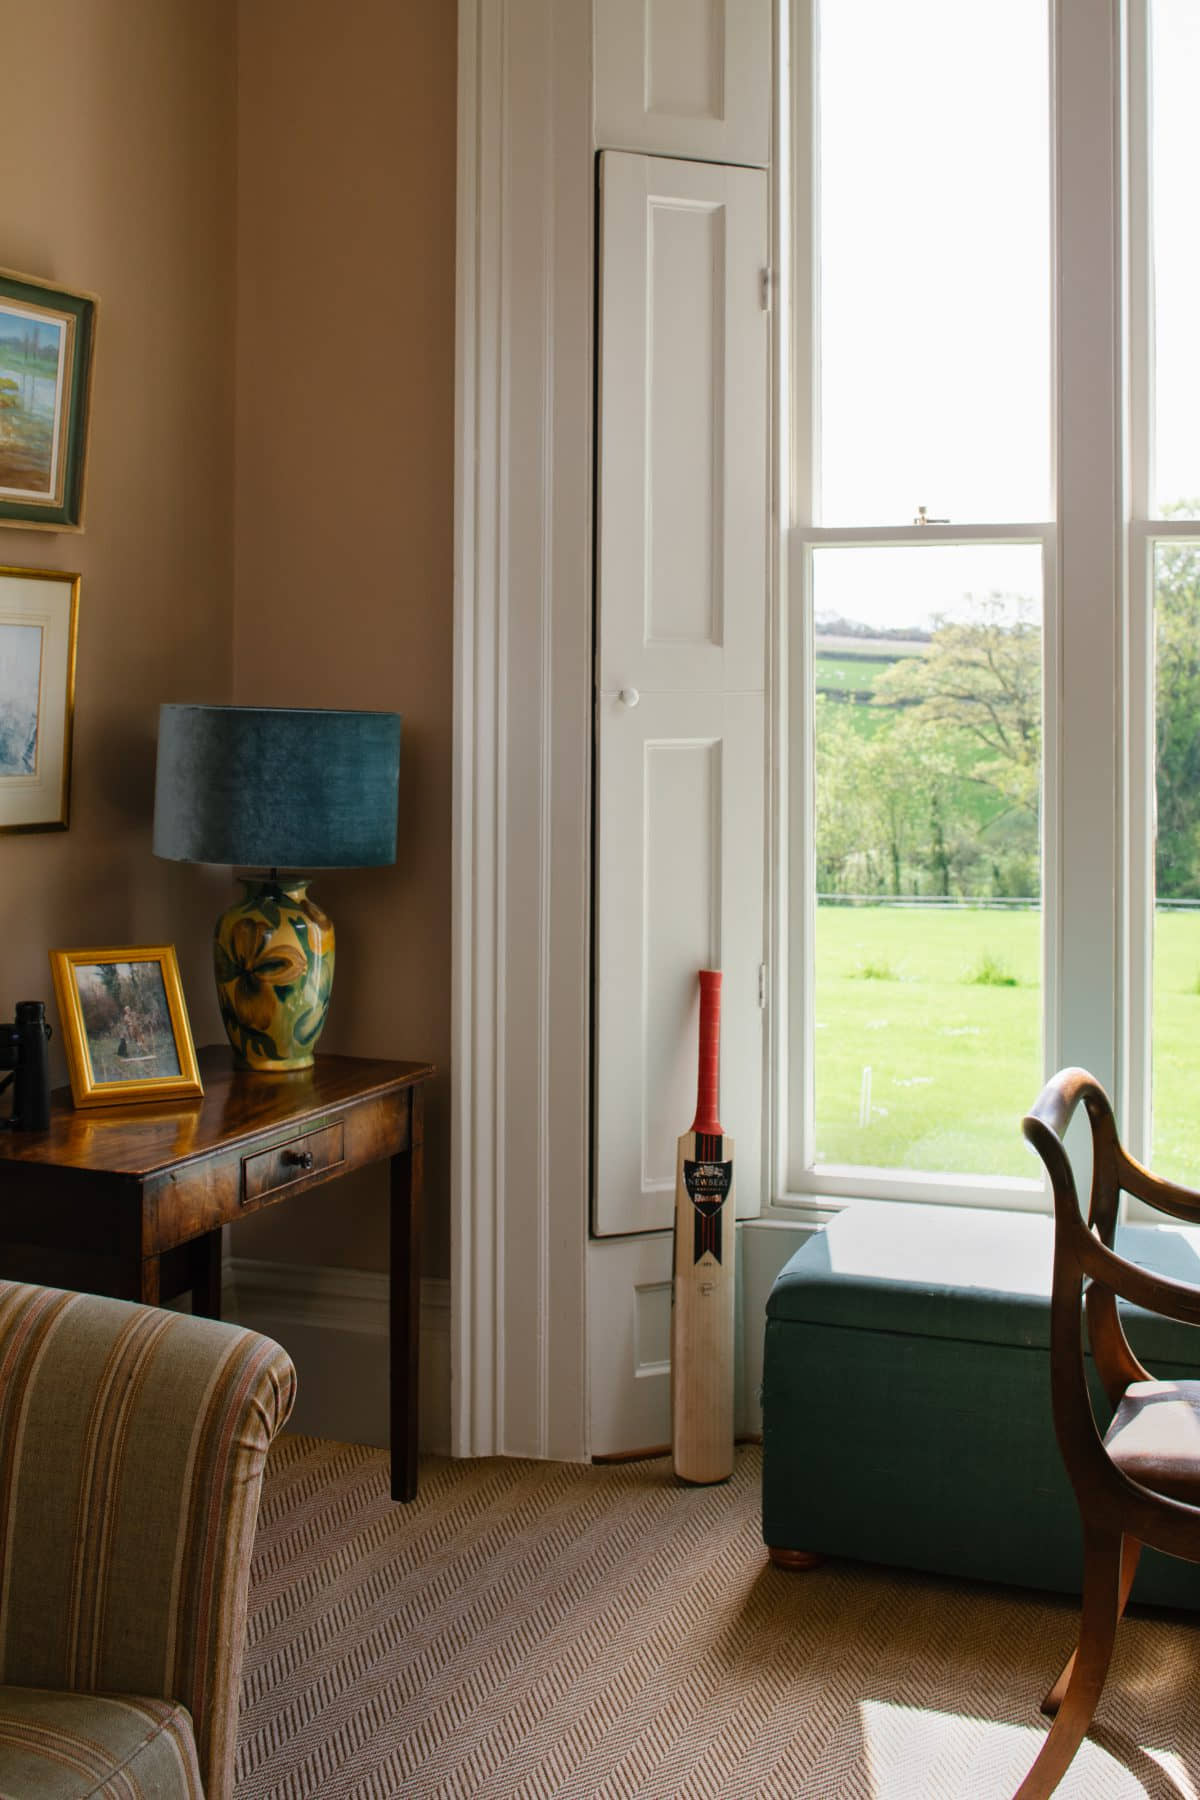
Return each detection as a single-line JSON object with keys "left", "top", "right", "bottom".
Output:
{"left": 594, "top": 691, "right": 765, "bottom": 1234}
{"left": 594, "top": 0, "right": 771, "bottom": 168}
{"left": 594, "top": 150, "right": 767, "bottom": 1238}
{"left": 597, "top": 152, "right": 767, "bottom": 697}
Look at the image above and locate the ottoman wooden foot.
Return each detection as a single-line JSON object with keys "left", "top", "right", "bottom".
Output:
{"left": 768, "top": 1545, "right": 822, "bottom": 1571}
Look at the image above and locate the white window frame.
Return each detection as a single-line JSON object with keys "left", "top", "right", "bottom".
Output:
{"left": 772, "top": 0, "right": 1132, "bottom": 1219}
{"left": 1123, "top": 0, "right": 1200, "bottom": 1187}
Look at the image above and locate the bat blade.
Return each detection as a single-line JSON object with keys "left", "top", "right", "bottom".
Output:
{"left": 671, "top": 970, "right": 735, "bottom": 1485}
{"left": 671, "top": 1128, "right": 736, "bottom": 1483}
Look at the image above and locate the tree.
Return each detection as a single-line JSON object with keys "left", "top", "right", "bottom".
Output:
{"left": 1154, "top": 521, "right": 1200, "bottom": 898}
{"left": 814, "top": 698, "right": 879, "bottom": 894}
{"left": 814, "top": 698, "right": 954, "bottom": 897}
{"left": 865, "top": 710, "right": 956, "bottom": 897}
{"left": 813, "top": 597, "right": 1044, "bottom": 902}
{"left": 872, "top": 595, "right": 1041, "bottom": 830}
{"left": 814, "top": 550, "right": 1200, "bottom": 905}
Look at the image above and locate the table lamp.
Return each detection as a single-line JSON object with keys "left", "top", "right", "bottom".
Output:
{"left": 153, "top": 704, "right": 401, "bottom": 1071}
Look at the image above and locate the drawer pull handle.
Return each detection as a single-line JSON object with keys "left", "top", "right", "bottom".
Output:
{"left": 283, "top": 1149, "right": 315, "bottom": 1170}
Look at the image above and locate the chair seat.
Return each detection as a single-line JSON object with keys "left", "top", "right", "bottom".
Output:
{"left": 0, "top": 1685, "right": 202, "bottom": 1799}
{"left": 1104, "top": 1378, "right": 1200, "bottom": 1503}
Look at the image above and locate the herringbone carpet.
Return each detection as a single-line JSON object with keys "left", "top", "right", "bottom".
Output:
{"left": 236, "top": 1437, "right": 1200, "bottom": 1799}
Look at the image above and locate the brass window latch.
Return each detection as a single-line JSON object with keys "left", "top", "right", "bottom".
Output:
{"left": 913, "top": 505, "right": 949, "bottom": 526}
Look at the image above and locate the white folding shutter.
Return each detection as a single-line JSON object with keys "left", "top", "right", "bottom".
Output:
{"left": 594, "top": 150, "right": 768, "bottom": 1238}
{"left": 594, "top": 0, "right": 771, "bottom": 169}
{"left": 597, "top": 153, "right": 767, "bottom": 696}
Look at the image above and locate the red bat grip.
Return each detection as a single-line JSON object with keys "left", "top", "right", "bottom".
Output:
{"left": 690, "top": 969, "right": 723, "bottom": 1136}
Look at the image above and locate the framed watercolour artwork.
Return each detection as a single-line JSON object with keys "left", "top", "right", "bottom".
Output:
{"left": 49, "top": 945, "right": 204, "bottom": 1109}
{"left": 0, "top": 565, "right": 78, "bottom": 832}
{"left": 0, "top": 269, "right": 98, "bottom": 532}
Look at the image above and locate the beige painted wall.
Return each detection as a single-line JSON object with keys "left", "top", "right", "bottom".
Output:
{"left": 0, "top": 0, "right": 237, "bottom": 1061}
{"left": 231, "top": 1, "right": 457, "bottom": 1278}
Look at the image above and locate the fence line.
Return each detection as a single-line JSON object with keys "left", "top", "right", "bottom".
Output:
{"left": 818, "top": 895, "right": 1036, "bottom": 910}
{"left": 818, "top": 895, "right": 1200, "bottom": 912}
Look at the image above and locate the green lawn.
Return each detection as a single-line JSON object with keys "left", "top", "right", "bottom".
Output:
{"left": 814, "top": 905, "right": 1200, "bottom": 1184}
{"left": 1151, "top": 910, "right": 1200, "bottom": 1184}
{"left": 815, "top": 655, "right": 897, "bottom": 691}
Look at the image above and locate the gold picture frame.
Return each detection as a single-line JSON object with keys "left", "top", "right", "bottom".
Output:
{"left": 49, "top": 944, "right": 204, "bottom": 1109}
{"left": 0, "top": 565, "right": 79, "bottom": 832}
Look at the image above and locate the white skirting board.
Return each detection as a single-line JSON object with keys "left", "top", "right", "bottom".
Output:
{"left": 221, "top": 1227, "right": 814, "bottom": 1463}
{"left": 222, "top": 1258, "right": 451, "bottom": 1456}
{"left": 587, "top": 1219, "right": 819, "bottom": 1458}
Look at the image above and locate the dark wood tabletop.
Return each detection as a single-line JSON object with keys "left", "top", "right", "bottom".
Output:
{"left": 0, "top": 1044, "right": 435, "bottom": 1176}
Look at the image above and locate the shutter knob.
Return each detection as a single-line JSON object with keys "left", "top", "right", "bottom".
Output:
{"left": 618, "top": 687, "right": 640, "bottom": 708}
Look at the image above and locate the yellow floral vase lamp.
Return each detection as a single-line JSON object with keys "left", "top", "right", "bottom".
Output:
{"left": 152, "top": 705, "right": 401, "bottom": 1071}
{"left": 215, "top": 880, "right": 335, "bottom": 1068}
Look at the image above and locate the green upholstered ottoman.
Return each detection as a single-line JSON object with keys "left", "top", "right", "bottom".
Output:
{"left": 761, "top": 1199, "right": 1200, "bottom": 1610}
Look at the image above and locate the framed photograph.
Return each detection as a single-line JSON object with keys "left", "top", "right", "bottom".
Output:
{"left": 0, "top": 269, "right": 98, "bottom": 531}
{"left": 49, "top": 945, "right": 204, "bottom": 1109}
{"left": 0, "top": 566, "right": 78, "bottom": 832}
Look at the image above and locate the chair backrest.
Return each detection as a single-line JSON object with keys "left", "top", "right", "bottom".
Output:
{"left": 0, "top": 1282, "right": 296, "bottom": 1800}
{"left": 1024, "top": 1068, "right": 1200, "bottom": 1551}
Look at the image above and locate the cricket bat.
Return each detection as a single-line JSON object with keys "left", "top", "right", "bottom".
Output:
{"left": 671, "top": 968, "right": 735, "bottom": 1485}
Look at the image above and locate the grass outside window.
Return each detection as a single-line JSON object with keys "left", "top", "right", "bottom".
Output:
{"left": 814, "top": 905, "right": 1200, "bottom": 1183}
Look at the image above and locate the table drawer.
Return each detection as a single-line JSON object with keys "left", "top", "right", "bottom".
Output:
{"left": 242, "top": 1121, "right": 345, "bottom": 1205}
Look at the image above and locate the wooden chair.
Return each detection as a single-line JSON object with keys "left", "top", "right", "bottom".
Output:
{"left": 1017, "top": 1067, "right": 1200, "bottom": 1799}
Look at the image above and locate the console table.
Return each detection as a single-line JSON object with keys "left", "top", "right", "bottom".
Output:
{"left": 0, "top": 1045, "right": 435, "bottom": 1502}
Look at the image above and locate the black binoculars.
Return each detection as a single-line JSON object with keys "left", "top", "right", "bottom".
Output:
{"left": 0, "top": 1000, "right": 52, "bottom": 1131}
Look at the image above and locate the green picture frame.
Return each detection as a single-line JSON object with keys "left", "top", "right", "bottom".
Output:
{"left": 0, "top": 269, "right": 98, "bottom": 532}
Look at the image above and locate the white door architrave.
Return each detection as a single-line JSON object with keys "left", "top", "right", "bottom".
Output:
{"left": 451, "top": 0, "right": 593, "bottom": 1460}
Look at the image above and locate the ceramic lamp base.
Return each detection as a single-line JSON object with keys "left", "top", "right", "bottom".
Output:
{"left": 213, "top": 878, "right": 334, "bottom": 1070}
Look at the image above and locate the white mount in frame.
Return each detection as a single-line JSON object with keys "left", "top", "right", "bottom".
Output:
{"left": 0, "top": 565, "right": 79, "bottom": 833}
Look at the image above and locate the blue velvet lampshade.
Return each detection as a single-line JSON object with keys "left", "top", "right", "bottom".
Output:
{"left": 152, "top": 704, "right": 401, "bottom": 870}
{"left": 153, "top": 705, "right": 402, "bottom": 1071}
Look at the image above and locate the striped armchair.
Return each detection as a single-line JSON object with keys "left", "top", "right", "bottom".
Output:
{"left": 0, "top": 1281, "right": 295, "bottom": 1799}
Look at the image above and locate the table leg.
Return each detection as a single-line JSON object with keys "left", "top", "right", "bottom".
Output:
{"left": 139, "top": 1257, "right": 161, "bottom": 1307}
{"left": 390, "top": 1084, "right": 424, "bottom": 1502}
{"left": 191, "top": 1230, "right": 223, "bottom": 1319}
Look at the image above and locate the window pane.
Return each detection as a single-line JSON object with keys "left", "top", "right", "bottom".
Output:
{"left": 811, "top": 544, "right": 1042, "bottom": 1175}
{"left": 816, "top": 0, "right": 1051, "bottom": 526}
{"left": 1152, "top": 540, "right": 1200, "bottom": 1180}
{"left": 1150, "top": 1, "right": 1200, "bottom": 515}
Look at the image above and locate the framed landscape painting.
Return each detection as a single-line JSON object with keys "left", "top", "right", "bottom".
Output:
{"left": 0, "top": 269, "right": 98, "bottom": 531}
{"left": 49, "top": 945, "right": 204, "bottom": 1109}
{"left": 0, "top": 565, "right": 78, "bottom": 832}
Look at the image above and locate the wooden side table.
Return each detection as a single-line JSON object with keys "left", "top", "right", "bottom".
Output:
{"left": 0, "top": 1045, "right": 435, "bottom": 1502}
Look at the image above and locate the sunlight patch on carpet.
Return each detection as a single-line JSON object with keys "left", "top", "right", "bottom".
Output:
{"left": 859, "top": 1698, "right": 1200, "bottom": 1800}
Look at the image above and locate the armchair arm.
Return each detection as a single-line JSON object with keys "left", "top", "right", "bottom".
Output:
{"left": 0, "top": 1281, "right": 295, "bottom": 1800}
